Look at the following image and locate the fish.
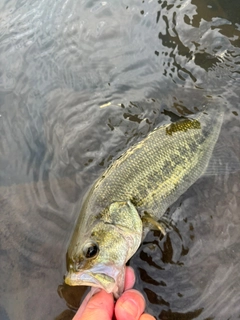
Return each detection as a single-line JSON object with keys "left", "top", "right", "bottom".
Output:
{"left": 65, "top": 103, "right": 224, "bottom": 297}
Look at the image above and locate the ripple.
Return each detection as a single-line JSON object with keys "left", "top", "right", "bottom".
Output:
{"left": 1, "top": 0, "right": 240, "bottom": 319}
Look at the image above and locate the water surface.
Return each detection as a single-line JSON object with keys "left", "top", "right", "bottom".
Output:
{"left": 0, "top": 0, "right": 240, "bottom": 319}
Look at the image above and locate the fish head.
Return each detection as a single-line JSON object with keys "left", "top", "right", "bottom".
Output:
{"left": 65, "top": 201, "right": 142, "bottom": 297}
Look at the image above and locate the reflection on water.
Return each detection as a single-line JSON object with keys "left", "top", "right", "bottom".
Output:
{"left": 0, "top": 0, "right": 240, "bottom": 319}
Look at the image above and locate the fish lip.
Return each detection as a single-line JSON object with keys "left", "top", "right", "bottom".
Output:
{"left": 65, "top": 271, "right": 105, "bottom": 288}
{"left": 65, "top": 270, "right": 116, "bottom": 292}
{"left": 65, "top": 263, "right": 124, "bottom": 294}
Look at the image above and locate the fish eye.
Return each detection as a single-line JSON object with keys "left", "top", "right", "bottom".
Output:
{"left": 83, "top": 241, "right": 99, "bottom": 259}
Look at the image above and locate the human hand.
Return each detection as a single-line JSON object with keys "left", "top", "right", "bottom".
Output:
{"left": 73, "top": 266, "right": 155, "bottom": 320}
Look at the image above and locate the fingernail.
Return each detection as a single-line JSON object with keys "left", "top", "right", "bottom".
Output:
{"left": 121, "top": 298, "right": 139, "bottom": 318}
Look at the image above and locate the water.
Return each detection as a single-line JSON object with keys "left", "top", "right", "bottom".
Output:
{"left": 0, "top": 0, "right": 240, "bottom": 319}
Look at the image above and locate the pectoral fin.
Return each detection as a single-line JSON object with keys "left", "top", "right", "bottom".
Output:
{"left": 141, "top": 212, "right": 172, "bottom": 236}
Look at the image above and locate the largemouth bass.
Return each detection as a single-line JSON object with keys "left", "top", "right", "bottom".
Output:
{"left": 65, "top": 103, "right": 224, "bottom": 296}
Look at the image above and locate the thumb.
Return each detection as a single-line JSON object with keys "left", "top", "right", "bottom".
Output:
{"left": 115, "top": 289, "right": 145, "bottom": 320}
{"left": 73, "top": 290, "right": 114, "bottom": 320}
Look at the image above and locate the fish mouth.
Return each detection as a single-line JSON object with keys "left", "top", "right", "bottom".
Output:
{"left": 65, "top": 264, "right": 121, "bottom": 293}
{"left": 65, "top": 264, "right": 125, "bottom": 298}
{"left": 65, "top": 271, "right": 115, "bottom": 292}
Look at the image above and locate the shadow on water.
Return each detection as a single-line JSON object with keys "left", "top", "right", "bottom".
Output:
{"left": 0, "top": 0, "right": 240, "bottom": 319}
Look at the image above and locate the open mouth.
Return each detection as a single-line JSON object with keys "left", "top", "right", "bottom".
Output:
{"left": 65, "top": 270, "right": 115, "bottom": 292}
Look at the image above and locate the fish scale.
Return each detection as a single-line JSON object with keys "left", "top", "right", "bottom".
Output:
{"left": 85, "top": 107, "right": 223, "bottom": 220}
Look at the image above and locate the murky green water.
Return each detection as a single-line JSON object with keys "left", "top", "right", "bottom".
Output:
{"left": 0, "top": 0, "right": 240, "bottom": 319}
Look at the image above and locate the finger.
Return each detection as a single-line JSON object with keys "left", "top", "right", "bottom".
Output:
{"left": 73, "top": 287, "right": 100, "bottom": 319}
{"left": 115, "top": 289, "right": 145, "bottom": 320}
{"left": 124, "top": 266, "right": 136, "bottom": 290}
{"left": 73, "top": 290, "right": 114, "bottom": 320}
{"left": 139, "top": 314, "right": 156, "bottom": 320}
